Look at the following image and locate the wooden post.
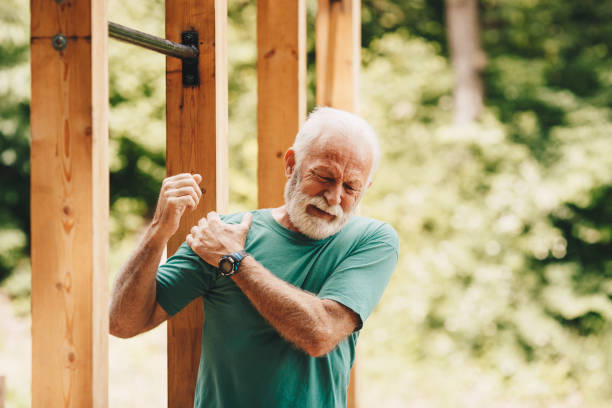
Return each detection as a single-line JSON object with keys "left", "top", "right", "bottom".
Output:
{"left": 316, "top": 0, "right": 360, "bottom": 112}
{"left": 316, "top": 1, "right": 361, "bottom": 406}
{"left": 165, "top": 0, "right": 228, "bottom": 406}
{"left": 0, "top": 375, "right": 5, "bottom": 408}
{"left": 30, "top": 0, "right": 109, "bottom": 406}
{"left": 257, "top": 0, "right": 306, "bottom": 208}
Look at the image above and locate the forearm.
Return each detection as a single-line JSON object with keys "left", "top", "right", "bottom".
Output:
{"left": 232, "top": 256, "right": 352, "bottom": 357}
{"left": 109, "top": 225, "right": 167, "bottom": 337}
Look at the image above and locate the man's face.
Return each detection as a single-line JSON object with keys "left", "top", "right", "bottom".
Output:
{"left": 284, "top": 131, "right": 373, "bottom": 240}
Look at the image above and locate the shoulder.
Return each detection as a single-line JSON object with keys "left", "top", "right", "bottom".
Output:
{"left": 220, "top": 209, "right": 267, "bottom": 224}
{"left": 340, "top": 216, "right": 399, "bottom": 254}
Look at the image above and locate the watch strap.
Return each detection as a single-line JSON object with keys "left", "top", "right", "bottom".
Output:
{"left": 219, "top": 250, "right": 250, "bottom": 277}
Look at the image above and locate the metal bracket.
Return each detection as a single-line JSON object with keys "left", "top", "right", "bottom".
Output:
{"left": 181, "top": 31, "right": 199, "bottom": 86}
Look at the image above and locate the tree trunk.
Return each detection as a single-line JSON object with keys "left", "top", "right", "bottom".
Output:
{"left": 446, "top": 0, "right": 486, "bottom": 124}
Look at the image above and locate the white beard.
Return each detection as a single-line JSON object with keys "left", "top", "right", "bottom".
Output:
{"left": 284, "top": 169, "right": 356, "bottom": 240}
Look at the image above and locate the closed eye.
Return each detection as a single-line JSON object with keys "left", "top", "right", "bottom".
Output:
{"left": 312, "top": 171, "right": 335, "bottom": 183}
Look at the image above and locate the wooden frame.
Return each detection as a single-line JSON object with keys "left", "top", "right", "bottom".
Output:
{"left": 165, "top": 0, "right": 228, "bottom": 407}
{"left": 257, "top": 0, "right": 306, "bottom": 208}
{"left": 316, "top": 0, "right": 360, "bottom": 112}
{"left": 30, "top": 0, "right": 108, "bottom": 406}
{"left": 30, "top": 0, "right": 362, "bottom": 405}
{"left": 317, "top": 1, "right": 361, "bottom": 406}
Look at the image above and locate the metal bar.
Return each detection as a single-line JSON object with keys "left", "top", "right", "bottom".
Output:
{"left": 108, "top": 21, "right": 198, "bottom": 59}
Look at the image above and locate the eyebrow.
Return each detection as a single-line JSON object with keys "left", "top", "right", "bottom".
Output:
{"left": 312, "top": 168, "right": 363, "bottom": 189}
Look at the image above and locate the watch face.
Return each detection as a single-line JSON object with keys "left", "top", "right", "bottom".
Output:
{"left": 219, "top": 258, "right": 234, "bottom": 274}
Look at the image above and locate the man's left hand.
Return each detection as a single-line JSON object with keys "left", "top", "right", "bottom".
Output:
{"left": 186, "top": 211, "right": 253, "bottom": 266}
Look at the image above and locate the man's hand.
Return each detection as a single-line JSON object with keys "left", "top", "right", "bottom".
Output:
{"left": 151, "top": 173, "right": 202, "bottom": 240}
{"left": 186, "top": 211, "right": 253, "bottom": 266}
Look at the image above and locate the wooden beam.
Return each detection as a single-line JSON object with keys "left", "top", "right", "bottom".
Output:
{"left": 0, "top": 375, "right": 5, "bottom": 408}
{"left": 316, "top": 0, "right": 360, "bottom": 111}
{"left": 316, "top": 1, "right": 361, "bottom": 406}
{"left": 257, "top": 0, "right": 306, "bottom": 208}
{"left": 165, "top": 0, "right": 228, "bottom": 406}
{"left": 30, "top": 0, "right": 109, "bottom": 406}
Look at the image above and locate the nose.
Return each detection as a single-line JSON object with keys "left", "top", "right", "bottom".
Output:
{"left": 323, "top": 183, "right": 342, "bottom": 207}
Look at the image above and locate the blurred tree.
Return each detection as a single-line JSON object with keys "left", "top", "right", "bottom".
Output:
{"left": 0, "top": 2, "right": 30, "bottom": 284}
{"left": 445, "top": 0, "right": 486, "bottom": 123}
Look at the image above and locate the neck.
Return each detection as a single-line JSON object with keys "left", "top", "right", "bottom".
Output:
{"left": 271, "top": 205, "right": 300, "bottom": 233}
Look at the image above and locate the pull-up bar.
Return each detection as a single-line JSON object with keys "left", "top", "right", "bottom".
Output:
{"left": 108, "top": 22, "right": 199, "bottom": 60}
{"left": 108, "top": 21, "right": 200, "bottom": 86}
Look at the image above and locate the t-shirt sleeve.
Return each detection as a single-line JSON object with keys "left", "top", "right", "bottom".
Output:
{"left": 318, "top": 223, "right": 399, "bottom": 330}
{"left": 155, "top": 242, "right": 218, "bottom": 316}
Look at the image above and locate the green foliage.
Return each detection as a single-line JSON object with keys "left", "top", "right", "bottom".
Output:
{"left": 358, "top": 26, "right": 612, "bottom": 406}
{"left": 2, "top": 0, "right": 612, "bottom": 406}
{"left": 0, "top": 2, "right": 29, "bottom": 283}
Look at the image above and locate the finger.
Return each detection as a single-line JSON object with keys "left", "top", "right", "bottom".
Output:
{"left": 190, "top": 225, "right": 199, "bottom": 236}
{"left": 165, "top": 186, "right": 200, "bottom": 206}
{"left": 168, "top": 196, "right": 196, "bottom": 211}
{"left": 164, "top": 173, "right": 193, "bottom": 185}
{"left": 190, "top": 176, "right": 203, "bottom": 201}
{"left": 207, "top": 211, "right": 220, "bottom": 223}
{"left": 165, "top": 178, "right": 202, "bottom": 199}
{"left": 193, "top": 173, "right": 202, "bottom": 185}
{"left": 240, "top": 212, "right": 253, "bottom": 230}
{"left": 182, "top": 177, "right": 203, "bottom": 201}
{"left": 186, "top": 233, "right": 193, "bottom": 247}
{"left": 198, "top": 217, "right": 208, "bottom": 228}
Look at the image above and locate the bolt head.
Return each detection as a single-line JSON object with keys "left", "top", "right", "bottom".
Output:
{"left": 52, "top": 34, "right": 68, "bottom": 51}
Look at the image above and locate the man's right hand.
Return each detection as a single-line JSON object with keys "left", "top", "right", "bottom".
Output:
{"left": 151, "top": 173, "right": 203, "bottom": 240}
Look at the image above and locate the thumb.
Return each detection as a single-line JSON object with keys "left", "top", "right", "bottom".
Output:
{"left": 240, "top": 212, "right": 253, "bottom": 230}
{"left": 193, "top": 173, "right": 203, "bottom": 184}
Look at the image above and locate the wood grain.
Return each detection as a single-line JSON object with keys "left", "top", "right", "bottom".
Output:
{"left": 165, "top": 0, "right": 228, "bottom": 406}
{"left": 316, "top": 1, "right": 361, "bottom": 406}
{"left": 257, "top": 0, "right": 306, "bottom": 208}
{"left": 30, "top": 0, "right": 108, "bottom": 406}
{"left": 316, "top": 0, "right": 360, "bottom": 112}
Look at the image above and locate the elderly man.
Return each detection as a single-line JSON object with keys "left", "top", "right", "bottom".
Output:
{"left": 109, "top": 107, "right": 399, "bottom": 407}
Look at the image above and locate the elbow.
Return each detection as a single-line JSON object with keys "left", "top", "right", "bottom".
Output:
{"left": 306, "top": 346, "right": 330, "bottom": 358}
{"left": 109, "top": 324, "right": 135, "bottom": 339}
{"left": 305, "top": 326, "right": 335, "bottom": 358}
{"left": 109, "top": 318, "right": 131, "bottom": 339}
{"left": 109, "top": 311, "right": 140, "bottom": 339}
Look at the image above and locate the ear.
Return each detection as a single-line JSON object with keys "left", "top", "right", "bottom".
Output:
{"left": 284, "top": 149, "right": 296, "bottom": 178}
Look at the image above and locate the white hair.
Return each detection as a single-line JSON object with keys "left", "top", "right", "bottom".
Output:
{"left": 291, "top": 107, "right": 381, "bottom": 184}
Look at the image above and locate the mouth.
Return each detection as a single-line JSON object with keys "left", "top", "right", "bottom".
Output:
{"left": 306, "top": 204, "right": 336, "bottom": 221}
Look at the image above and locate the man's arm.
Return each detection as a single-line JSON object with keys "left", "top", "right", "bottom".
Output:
{"left": 232, "top": 257, "right": 360, "bottom": 357}
{"left": 187, "top": 211, "right": 361, "bottom": 357}
{"left": 109, "top": 173, "right": 202, "bottom": 338}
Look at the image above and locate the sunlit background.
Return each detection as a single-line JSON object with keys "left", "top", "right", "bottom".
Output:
{"left": 2, "top": 0, "right": 612, "bottom": 406}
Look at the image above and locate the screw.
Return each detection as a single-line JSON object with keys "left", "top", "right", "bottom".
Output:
{"left": 52, "top": 34, "right": 67, "bottom": 51}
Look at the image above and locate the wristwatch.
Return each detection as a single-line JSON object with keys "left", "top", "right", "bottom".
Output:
{"left": 218, "top": 251, "right": 250, "bottom": 277}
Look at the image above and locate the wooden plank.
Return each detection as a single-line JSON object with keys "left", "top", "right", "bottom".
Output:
{"left": 316, "top": 0, "right": 360, "bottom": 111}
{"left": 0, "top": 375, "right": 4, "bottom": 408}
{"left": 165, "top": 0, "right": 228, "bottom": 406}
{"left": 257, "top": 0, "right": 306, "bottom": 208}
{"left": 30, "top": 0, "right": 108, "bottom": 406}
{"left": 316, "top": 1, "right": 361, "bottom": 406}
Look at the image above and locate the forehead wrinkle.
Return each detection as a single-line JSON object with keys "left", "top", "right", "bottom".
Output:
{"left": 311, "top": 154, "right": 368, "bottom": 186}
{"left": 304, "top": 130, "right": 373, "bottom": 183}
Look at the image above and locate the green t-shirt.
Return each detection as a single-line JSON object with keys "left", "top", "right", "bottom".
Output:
{"left": 156, "top": 209, "right": 399, "bottom": 408}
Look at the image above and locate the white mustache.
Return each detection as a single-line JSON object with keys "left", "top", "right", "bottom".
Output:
{"left": 306, "top": 195, "right": 343, "bottom": 218}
